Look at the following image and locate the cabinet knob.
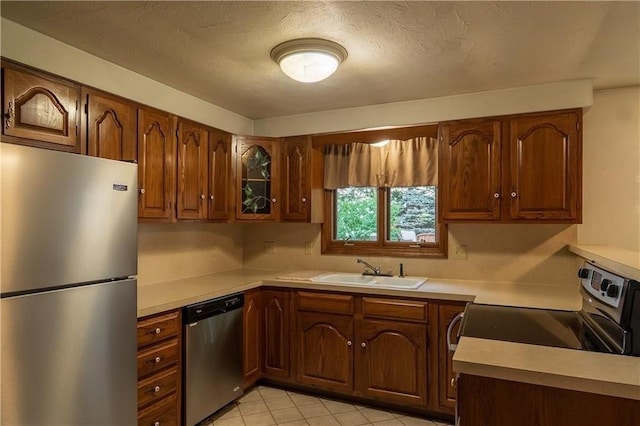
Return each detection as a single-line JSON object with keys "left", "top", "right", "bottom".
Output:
{"left": 347, "top": 340, "right": 352, "bottom": 346}
{"left": 154, "top": 356, "right": 161, "bottom": 363}
{"left": 209, "top": 194, "right": 214, "bottom": 200}
{"left": 361, "top": 342, "right": 367, "bottom": 348}
{"left": 200, "top": 194, "right": 205, "bottom": 200}
{"left": 147, "top": 327, "right": 161, "bottom": 335}
{"left": 4, "top": 101, "right": 14, "bottom": 129}
{"left": 510, "top": 191, "right": 517, "bottom": 198}
{"left": 154, "top": 422, "right": 160, "bottom": 426}
{"left": 301, "top": 197, "right": 307, "bottom": 203}
{"left": 493, "top": 192, "right": 500, "bottom": 199}
{"left": 153, "top": 385, "right": 161, "bottom": 393}
{"left": 139, "top": 188, "right": 145, "bottom": 195}
{"left": 451, "top": 377, "right": 457, "bottom": 388}
{"left": 271, "top": 198, "right": 277, "bottom": 203}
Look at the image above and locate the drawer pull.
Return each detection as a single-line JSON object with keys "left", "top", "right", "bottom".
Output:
{"left": 154, "top": 422, "right": 160, "bottom": 426}
{"left": 347, "top": 340, "right": 352, "bottom": 346}
{"left": 146, "top": 356, "right": 162, "bottom": 364}
{"left": 147, "top": 327, "right": 162, "bottom": 335}
{"left": 152, "top": 385, "right": 161, "bottom": 393}
{"left": 361, "top": 342, "right": 367, "bottom": 348}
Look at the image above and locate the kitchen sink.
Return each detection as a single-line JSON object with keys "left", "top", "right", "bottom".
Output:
{"left": 311, "top": 273, "right": 426, "bottom": 289}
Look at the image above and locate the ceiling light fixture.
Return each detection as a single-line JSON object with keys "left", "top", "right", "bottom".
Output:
{"left": 270, "top": 38, "right": 348, "bottom": 83}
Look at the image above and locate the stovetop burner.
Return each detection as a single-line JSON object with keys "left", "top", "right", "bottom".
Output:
{"left": 460, "top": 304, "right": 609, "bottom": 353}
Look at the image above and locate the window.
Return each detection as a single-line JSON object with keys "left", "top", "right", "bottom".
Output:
{"left": 318, "top": 126, "right": 446, "bottom": 258}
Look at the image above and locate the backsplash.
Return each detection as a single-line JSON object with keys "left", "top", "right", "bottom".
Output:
{"left": 137, "top": 223, "right": 243, "bottom": 286}
{"left": 242, "top": 222, "right": 578, "bottom": 286}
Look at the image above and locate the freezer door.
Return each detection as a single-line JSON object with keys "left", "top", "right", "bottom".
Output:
{"left": 1, "top": 278, "right": 137, "bottom": 425}
{"left": 1, "top": 143, "right": 137, "bottom": 294}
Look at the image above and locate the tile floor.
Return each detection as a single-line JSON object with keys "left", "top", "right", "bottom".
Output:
{"left": 205, "top": 385, "right": 453, "bottom": 426}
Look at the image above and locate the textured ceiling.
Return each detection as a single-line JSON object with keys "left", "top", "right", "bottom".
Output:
{"left": 2, "top": 1, "right": 639, "bottom": 119}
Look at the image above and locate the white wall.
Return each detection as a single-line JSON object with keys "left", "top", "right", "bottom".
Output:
{"left": 0, "top": 19, "right": 254, "bottom": 135}
{"left": 579, "top": 87, "right": 640, "bottom": 252}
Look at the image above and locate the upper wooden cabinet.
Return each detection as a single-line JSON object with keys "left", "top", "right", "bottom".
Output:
{"left": 2, "top": 64, "right": 81, "bottom": 152}
{"left": 176, "top": 119, "right": 209, "bottom": 220}
{"left": 507, "top": 111, "right": 581, "bottom": 221}
{"left": 439, "top": 119, "right": 501, "bottom": 221}
{"left": 439, "top": 109, "right": 582, "bottom": 223}
{"left": 83, "top": 88, "right": 137, "bottom": 162}
{"left": 280, "top": 136, "right": 312, "bottom": 221}
{"left": 208, "top": 129, "right": 234, "bottom": 221}
{"left": 236, "top": 136, "right": 280, "bottom": 221}
{"left": 138, "top": 108, "right": 176, "bottom": 222}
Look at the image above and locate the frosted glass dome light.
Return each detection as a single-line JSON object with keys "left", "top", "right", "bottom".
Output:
{"left": 271, "top": 38, "right": 347, "bottom": 83}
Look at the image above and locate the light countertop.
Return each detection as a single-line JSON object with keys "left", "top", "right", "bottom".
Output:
{"left": 453, "top": 337, "right": 640, "bottom": 400}
{"left": 137, "top": 268, "right": 637, "bottom": 401}
{"left": 569, "top": 244, "right": 640, "bottom": 281}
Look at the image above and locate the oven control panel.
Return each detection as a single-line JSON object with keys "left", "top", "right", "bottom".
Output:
{"left": 579, "top": 261, "right": 626, "bottom": 308}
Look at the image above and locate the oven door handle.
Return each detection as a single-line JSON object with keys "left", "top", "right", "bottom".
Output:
{"left": 447, "top": 312, "right": 464, "bottom": 352}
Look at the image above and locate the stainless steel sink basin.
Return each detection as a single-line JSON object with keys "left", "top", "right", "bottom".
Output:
{"left": 311, "top": 273, "right": 426, "bottom": 289}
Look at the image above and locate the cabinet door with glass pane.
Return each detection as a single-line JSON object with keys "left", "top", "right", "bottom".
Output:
{"left": 236, "top": 136, "right": 280, "bottom": 221}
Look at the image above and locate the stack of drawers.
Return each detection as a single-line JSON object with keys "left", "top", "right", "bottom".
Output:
{"left": 137, "top": 310, "right": 182, "bottom": 426}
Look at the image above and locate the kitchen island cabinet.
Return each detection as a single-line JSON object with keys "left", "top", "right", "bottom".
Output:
{"left": 457, "top": 374, "right": 639, "bottom": 426}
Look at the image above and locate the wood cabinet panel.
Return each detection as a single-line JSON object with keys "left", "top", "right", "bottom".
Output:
{"left": 3, "top": 65, "right": 80, "bottom": 151}
{"left": 137, "top": 366, "right": 178, "bottom": 408}
{"left": 281, "top": 136, "right": 311, "bottom": 221}
{"left": 84, "top": 88, "right": 136, "bottom": 161}
{"left": 137, "top": 108, "right": 175, "bottom": 221}
{"left": 437, "top": 303, "right": 465, "bottom": 413}
{"left": 362, "top": 297, "right": 428, "bottom": 322}
{"left": 137, "top": 311, "right": 180, "bottom": 348}
{"left": 208, "top": 129, "right": 234, "bottom": 221}
{"left": 297, "top": 312, "right": 354, "bottom": 393}
{"left": 457, "top": 374, "right": 639, "bottom": 426}
{"left": 508, "top": 111, "right": 581, "bottom": 221}
{"left": 138, "top": 393, "right": 178, "bottom": 426}
{"left": 177, "top": 119, "right": 208, "bottom": 220}
{"left": 263, "top": 290, "right": 290, "bottom": 378}
{"left": 439, "top": 119, "right": 501, "bottom": 220}
{"left": 236, "top": 136, "right": 279, "bottom": 220}
{"left": 137, "top": 339, "right": 179, "bottom": 378}
{"left": 243, "top": 289, "right": 262, "bottom": 387}
{"left": 297, "top": 291, "right": 354, "bottom": 315}
{"left": 356, "top": 319, "right": 428, "bottom": 407}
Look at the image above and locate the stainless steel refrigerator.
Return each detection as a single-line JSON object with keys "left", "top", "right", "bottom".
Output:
{"left": 1, "top": 143, "right": 138, "bottom": 425}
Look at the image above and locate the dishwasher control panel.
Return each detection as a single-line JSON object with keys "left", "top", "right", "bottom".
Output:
{"left": 184, "top": 293, "right": 245, "bottom": 324}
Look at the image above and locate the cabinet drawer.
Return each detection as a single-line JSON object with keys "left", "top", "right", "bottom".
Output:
{"left": 297, "top": 291, "right": 354, "bottom": 314}
{"left": 137, "top": 339, "right": 179, "bottom": 378}
{"left": 137, "top": 367, "right": 178, "bottom": 408}
{"left": 138, "top": 311, "right": 180, "bottom": 348}
{"left": 362, "top": 297, "right": 428, "bottom": 322}
{"left": 138, "top": 392, "right": 177, "bottom": 426}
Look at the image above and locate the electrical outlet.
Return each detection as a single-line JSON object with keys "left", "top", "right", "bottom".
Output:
{"left": 264, "top": 240, "right": 276, "bottom": 254}
{"left": 304, "top": 242, "right": 313, "bottom": 255}
{"left": 211, "top": 243, "right": 218, "bottom": 257}
{"left": 453, "top": 245, "right": 468, "bottom": 260}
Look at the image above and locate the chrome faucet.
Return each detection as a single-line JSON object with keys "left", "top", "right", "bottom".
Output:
{"left": 357, "top": 258, "right": 392, "bottom": 276}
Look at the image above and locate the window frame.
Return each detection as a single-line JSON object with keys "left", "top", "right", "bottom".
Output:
{"left": 321, "top": 187, "right": 447, "bottom": 258}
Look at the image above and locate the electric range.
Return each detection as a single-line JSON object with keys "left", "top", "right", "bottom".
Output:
{"left": 457, "top": 261, "right": 640, "bottom": 356}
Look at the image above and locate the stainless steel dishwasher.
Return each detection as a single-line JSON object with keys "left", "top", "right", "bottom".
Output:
{"left": 183, "top": 293, "right": 244, "bottom": 426}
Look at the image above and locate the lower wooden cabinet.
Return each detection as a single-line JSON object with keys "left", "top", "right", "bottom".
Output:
{"left": 356, "top": 319, "right": 428, "bottom": 407}
{"left": 243, "top": 288, "right": 262, "bottom": 387}
{"left": 297, "top": 311, "right": 354, "bottom": 393}
{"left": 137, "top": 309, "right": 182, "bottom": 426}
{"left": 437, "top": 302, "right": 466, "bottom": 414}
{"left": 457, "top": 374, "right": 639, "bottom": 426}
{"left": 262, "top": 289, "right": 291, "bottom": 379}
{"left": 244, "top": 288, "right": 461, "bottom": 417}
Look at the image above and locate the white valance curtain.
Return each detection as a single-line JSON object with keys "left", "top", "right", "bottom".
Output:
{"left": 323, "top": 137, "right": 438, "bottom": 189}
